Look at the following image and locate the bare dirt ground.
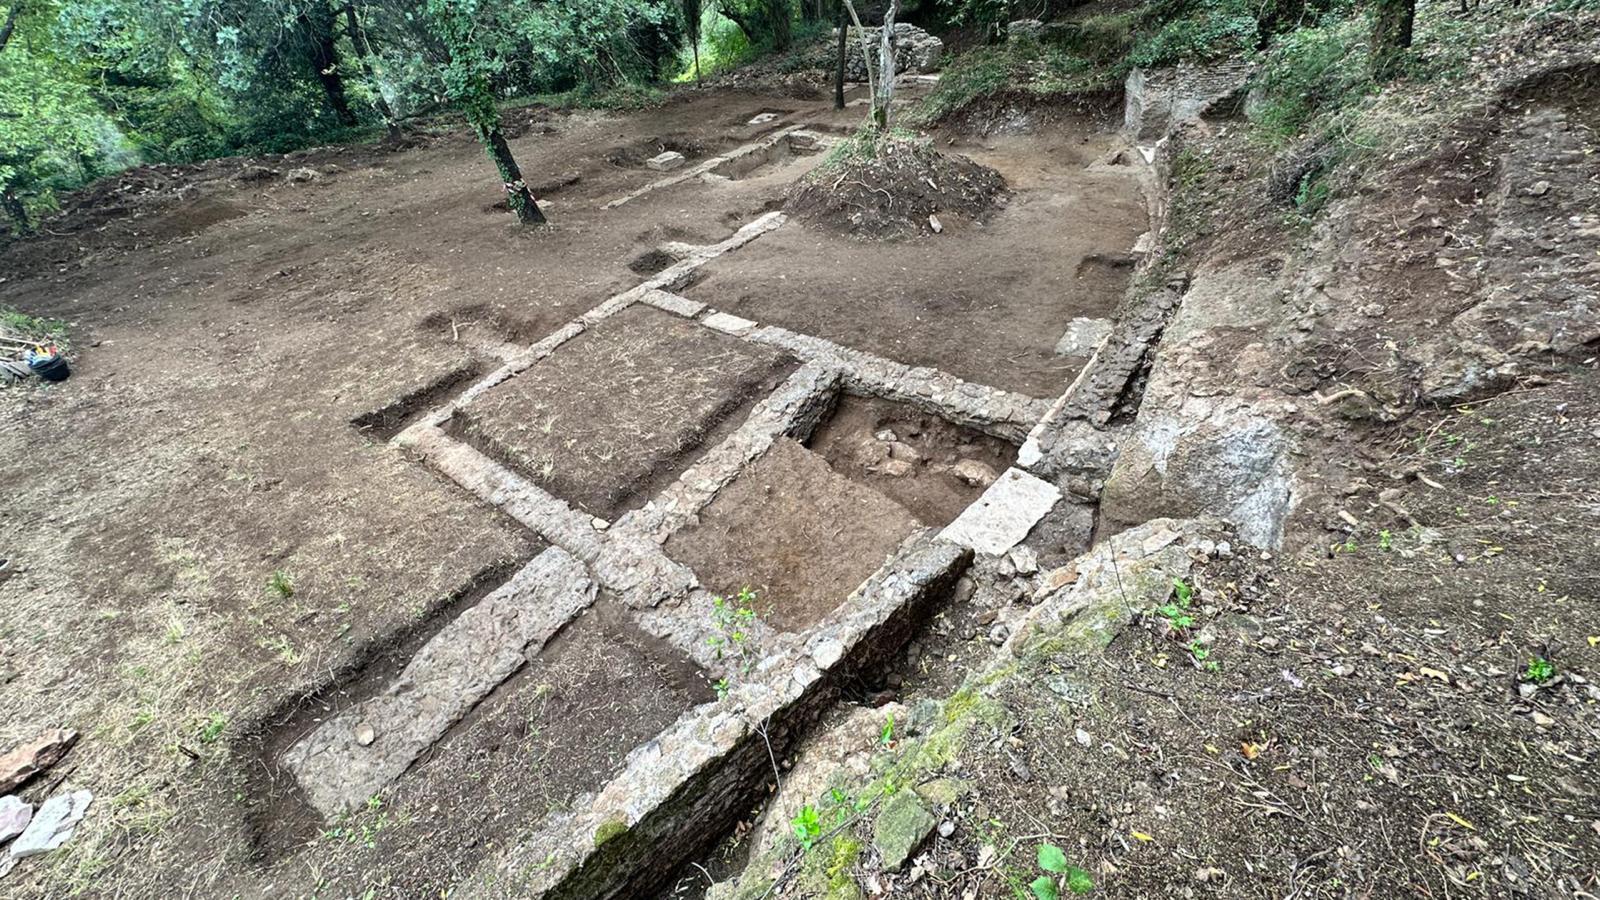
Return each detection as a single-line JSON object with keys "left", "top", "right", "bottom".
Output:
{"left": 0, "top": 68, "right": 1150, "bottom": 895}
{"left": 683, "top": 120, "right": 1148, "bottom": 398}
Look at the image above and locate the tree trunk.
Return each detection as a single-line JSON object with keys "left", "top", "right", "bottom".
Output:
{"left": 833, "top": 5, "right": 846, "bottom": 110}
{"left": 482, "top": 127, "right": 546, "bottom": 225}
{"left": 342, "top": 2, "right": 399, "bottom": 134}
{"left": 0, "top": 2, "right": 22, "bottom": 56}
{"left": 693, "top": 36, "right": 701, "bottom": 84}
{"left": 301, "top": 6, "right": 357, "bottom": 126}
{"left": 873, "top": 0, "right": 899, "bottom": 130}
{"left": 1370, "top": 0, "right": 1415, "bottom": 81}
{"left": 1, "top": 190, "right": 27, "bottom": 235}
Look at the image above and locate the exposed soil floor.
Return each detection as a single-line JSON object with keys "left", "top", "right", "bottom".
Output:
{"left": 268, "top": 601, "right": 711, "bottom": 895}
{"left": 452, "top": 305, "right": 796, "bottom": 520}
{"left": 0, "top": 73, "right": 1144, "bottom": 896}
{"left": 666, "top": 438, "right": 922, "bottom": 632}
{"left": 684, "top": 125, "right": 1148, "bottom": 398}
{"left": 808, "top": 393, "right": 1019, "bottom": 526}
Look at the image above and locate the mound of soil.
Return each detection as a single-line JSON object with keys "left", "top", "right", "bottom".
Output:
{"left": 784, "top": 136, "right": 1006, "bottom": 239}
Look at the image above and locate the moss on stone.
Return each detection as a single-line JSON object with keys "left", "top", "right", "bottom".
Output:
{"left": 592, "top": 818, "right": 628, "bottom": 848}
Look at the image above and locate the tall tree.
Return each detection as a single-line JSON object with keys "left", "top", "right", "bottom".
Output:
{"left": 424, "top": 0, "right": 545, "bottom": 225}
{"left": 298, "top": 1, "right": 356, "bottom": 125}
{"left": 341, "top": 1, "right": 398, "bottom": 133}
{"left": 1370, "top": 0, "right": 1414, "bottom": 80}
{"left": 680, "top": 0, "right": 702, "bottom": 83}
{"left": 0, "top": 1, "right": 23, "bottom": 55}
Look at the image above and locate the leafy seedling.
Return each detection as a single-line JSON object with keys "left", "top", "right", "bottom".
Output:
{"left": 791, "top": 804, "right": 822, "bottom": 850}
{"left": 1525, "top": 656, "right": 1555, "bottom": 684}
{"left": 1031, "top": 842, "right": 1094, "bottom": 897}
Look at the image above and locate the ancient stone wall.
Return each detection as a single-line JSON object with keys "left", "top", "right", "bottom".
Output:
{"left": 1123, "top": 60, "right": 1253, "bottom": 142}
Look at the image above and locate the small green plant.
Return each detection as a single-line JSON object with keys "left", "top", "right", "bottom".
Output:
{"left": 713, "top": 677, "right": 730, "bottom": 700}
{"left": 266, "top": 570, "right": 295, "bottom": 599}
{"left": 879, "top": 711, "right": 895, "bottom": 747}
{"left": 197, "top": 712, "right": 228, "bottom": 744}
{"left": 1378, "top": 530, "right": 1394, "bottom": 552}
{"left": 791, "top": 804, "right": 823, "bottom": 850}
{"left": 1525, "top": 656, "right": 1555, "bottom": 684}
{"left": 1031, "top": 843, "right": 1094, "bottom": 898}
{"left": 1156, "top": 578, "right": 1196, "bottom": 630}
{"left": 706, "top": 587, "right": 760, "bottom": 672}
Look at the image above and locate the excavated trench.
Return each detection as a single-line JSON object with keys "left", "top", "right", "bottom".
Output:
{"left": 234, "top": 96, "right": 1172, "bottom": 899}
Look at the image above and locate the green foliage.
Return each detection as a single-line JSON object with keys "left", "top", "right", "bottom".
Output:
{"left": 1525, "top": 656, "right": 1555, "bottom": 684}
{"left": 197, "top": 712, "right": 228, "bottom": 744}
{"left": 1031, "top": 843, "right": 1093, "bottom": 897}
{"left": 911, "top": 40, "right": 1097, "bottom": 126}
{"left": 266, "top": 569, "right": 295, "bottom": 600}
{"left": 1248, "top": 15, "right": 1373, "bottom": 144}
{"left": 0, "top": 306, "right": 70, "bottom": 345}
{"left": 706, "top": 587, "right": 761, "bottom": 672}
{"left": 790, "top": 803, "right": 822, "bottom": 849}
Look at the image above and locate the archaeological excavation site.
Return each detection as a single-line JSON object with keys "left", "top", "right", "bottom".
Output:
{"left": 1, "top": 1, "right": 1597, "bottom": 897}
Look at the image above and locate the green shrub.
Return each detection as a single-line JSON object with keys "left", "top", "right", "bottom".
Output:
{"left": 1248, "top": 15, "right": 1373, "bottom": 143}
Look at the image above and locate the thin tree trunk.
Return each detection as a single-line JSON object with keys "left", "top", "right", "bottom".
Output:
{"left": 833, "top": 5, "right": 846, "bottom": 110}
{"left": 342, "top": 2, "right": 399, "bottom": 135}
{"left": 1371, "top": 0, "right": 1415, "bottom": 80}
{"left": 693, "top": 37, "right": 701, "bottom": 84}
{"left": 301, "top": 7, "right": 357, "bottom": 126}
{"left": 843, "top": 0, "right": 875, "bottom": 121}
{"left": 1, "top": 190, "right": 27, "bottom": 235}
{"left": 873, "top": 0, "right": 899, "bottom": 130}
{"left": 0, "top": 2, "right": 22, "bottom": 56}
{"left": 482, "top": 127, "right": 546, "bottom": 225}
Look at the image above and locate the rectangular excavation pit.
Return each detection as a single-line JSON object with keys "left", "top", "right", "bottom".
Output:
{"left": 805, "top": 392, "right": 1021, "bottom": 527}
{"left": 664, "top": 437, "right": 921, "bottom": 633}
{"left": 448, "top": 304, "right": 798, "bottom": 521}
{"left": 275, "top": 598, "right": 716, "bottom": 894}
{"left": 469, "top": 533, "right": 971, "bottom": 900}
{"left": 708, "top": 133, "right": 820, "bottom": 181}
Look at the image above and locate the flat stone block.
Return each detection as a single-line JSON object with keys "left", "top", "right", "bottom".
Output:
{"left": 702, "top": 311, "right": 758, "bottom": 336}
{"left": 940, "top": 467, "right": 1060, "bottom": 555}
{"left": 646, "top": 151, "right": 687, "bottom": 172}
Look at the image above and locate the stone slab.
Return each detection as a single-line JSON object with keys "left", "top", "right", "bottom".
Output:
{"left": 10, "top": 790, "right": 90, "bottom": 859}
{"left": 639, "top": 289, "right": 708, "bottom": 319}
{"left": 1054, "top": 317, "right": 1113, "bottom": 358}
{"left": 701, "top": 311, "right": 757, "bottom": 336}
{"left": 940, "top": 467, "right": 1061, "bottom": 556}
{"left": 646, "top": 151, "right": 686, "bottom": 171}
{"left": 281, "top": 548, "right": 596, "bottom": 816}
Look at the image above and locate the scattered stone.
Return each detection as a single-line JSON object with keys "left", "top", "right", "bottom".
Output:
{"left": 883, "top": 458, "right": 915, "bottom": 478}
{"left": 787, "top": 130, "right": 822, "bottom": 152}
{"left": 1008, "top": 546, "right": 1039, "bottom": 576}
{"left": 236, "top": 165, "right": 280, "bottom": 183}
{"left": 10, "top": 790, "right": 91, "bottom": 858}
{"left": 284, "top": 166, "right": 322, "bottom": 184}
{"left": 0, "top": 729, "right": 78, "bottom": 794}
{"left": 1530, "top": 711, "right": 1555, "bottom": 727}
{"left": 354, "top": 723, "right": 376, "bottom": 747}
{"left": 1074, "top": 728, "right": 1092, "bottom": 747}
{"left": 646, "top": 151, "right": 686, "bottom": 172}
{"left": 1195, "top": 866, "right": 1226, "bottom": 884}
{"left": 987, "top": 624, "right": 1010, "bottom": 646}
{"left": 748, "top": 112, "right": 779, "bottom": 125}
{"left": 938, "top": 820, "right": 955, "bottom": 838}
{"left": 0, "top": 796, "right": 32, "bottom": 844}
{"left": 875, "top": 428, "right": 899, "bottom": 443}
{"left": 929, "top": 214, "right": 943, "bottom": 234}
{"left": 887, "top": 441, "right": 922, "bottom": 463}
{"left": 872, "top": 791, "right": 937, "bottom": 870}
{"left": 950, "top": 459, "right": 998, "bottom": 488}
{"left": 1528, "top": 180, "right": 1551, "bottom": 196}
{"left": 1330, "top": 663, "right": 1355, "bottom": 678}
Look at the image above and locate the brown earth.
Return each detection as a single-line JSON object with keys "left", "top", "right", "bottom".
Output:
{"left": 0, "top": 61, "right": 1149, "bottom": 897}
{"left": 665, "top": 438, "right": 922, "bottom": 633}
{"left": 684, "top": 125, "right": 1149, "bottom": 398}
{"left": 452, "top": 304, "right": 797, "bottom": 520}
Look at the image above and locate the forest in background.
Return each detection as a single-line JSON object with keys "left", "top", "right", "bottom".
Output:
{"left": 4, "top": 0, "right": 1595, "bottom": 234}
